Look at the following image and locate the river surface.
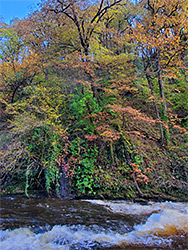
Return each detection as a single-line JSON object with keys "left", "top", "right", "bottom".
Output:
{"left": 0, "top": 196, "right": 188, "bottom": 250}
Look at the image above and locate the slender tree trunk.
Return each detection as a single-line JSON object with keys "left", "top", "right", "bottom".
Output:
{"left": 146, "top": 73, "right": 160, "bottom": 118}
{"left": 121, "top": 134, "right": 144, "bottom": 197}
{"left": 11, "top": 85, "right": 19, "bottom": 103}
{"left": 45, "top": 68, "right": 49, "bottom": 81}
{"left": 145, "top": 73, "right": 164, "bottom": 143}
{"left": 156, "top": 53, "right": 167, "bottom": 114}
{"left": 156, "top": 53, "right": 169, "bottom": 145}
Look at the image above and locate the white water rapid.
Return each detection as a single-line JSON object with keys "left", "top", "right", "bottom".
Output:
{"left": 0, "top": 199, "right": 188, "bottom": 250}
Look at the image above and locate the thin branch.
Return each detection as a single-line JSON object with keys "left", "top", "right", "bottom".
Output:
{"left": 91, "top": 0, "right": 122, "bottom": 24}
{"left": 147, "top": 0, "right": 154, "bottom": 14}
{"left": 91, "top": 0, "right": 105, "bottom": 23}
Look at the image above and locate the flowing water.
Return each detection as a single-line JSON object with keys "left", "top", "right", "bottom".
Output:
{"left": 0, "top": 196, "right": 188, "bottom": 250}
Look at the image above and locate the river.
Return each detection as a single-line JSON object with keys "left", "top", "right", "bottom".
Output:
{"left": 0, "top": 196, "right": 188, "bottom": 250}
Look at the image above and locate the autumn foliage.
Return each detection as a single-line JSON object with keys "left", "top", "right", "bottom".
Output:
{"left": 0, "top": 0, "right": 187, "bottom": 200}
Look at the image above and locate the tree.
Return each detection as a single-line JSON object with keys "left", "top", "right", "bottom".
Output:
{"left": 43, "top": 0, "right": 123, "bottom": 58}
{"left": 132, "top": 0, "right": 188, "bottom": 144}
{"left": 0, "top": 25, "right": 42, "bottom": 103}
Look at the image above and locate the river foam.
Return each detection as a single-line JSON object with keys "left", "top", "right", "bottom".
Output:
{"left": 85, "top": 200, "right": 188, "bottom": 215}
{"left": 0, "top": 200, "right": 188, "bottom": 250}
{"left": 1, "top": 202, "right": 188, "bottom": 250}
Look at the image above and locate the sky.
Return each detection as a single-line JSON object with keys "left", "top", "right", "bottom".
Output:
{"left": 0, "top": 0, "right": 40, "bottom": 24}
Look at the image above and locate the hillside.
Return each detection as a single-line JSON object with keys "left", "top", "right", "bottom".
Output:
{"left": 0, "top": 0, "right": 187, "bottom": 200}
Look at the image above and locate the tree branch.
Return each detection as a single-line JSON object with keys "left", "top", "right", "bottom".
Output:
{"left": 91, "top": 0, "right": 122, "bottom": 24}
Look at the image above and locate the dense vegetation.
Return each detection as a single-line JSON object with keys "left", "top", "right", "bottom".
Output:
{"left": 0, "top": 0, "right": 188, "bottom": 201}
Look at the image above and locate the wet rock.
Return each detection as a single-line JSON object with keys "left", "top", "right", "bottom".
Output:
{"left": 58, "top": 167, "right": 75, "bottom": 199}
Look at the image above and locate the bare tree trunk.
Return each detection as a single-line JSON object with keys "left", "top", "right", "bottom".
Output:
{"left": 45, "top": 68, "right": 49, "bottom": 81}
{"left": 156, "top": 54, "right": 167, "bottom": 114}
{"left": 11, "top": 85, "right": 19, "bottom": 103}
{"left": 156, "top": 53, "right": 169, "bottom": 145}
{"left": 145, "top": 72, "right": 164, "bottom": 143}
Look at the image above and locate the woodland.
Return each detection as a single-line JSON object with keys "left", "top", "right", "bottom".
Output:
{"left": 0, "top": 0, "right": 188, "bottom": 201}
